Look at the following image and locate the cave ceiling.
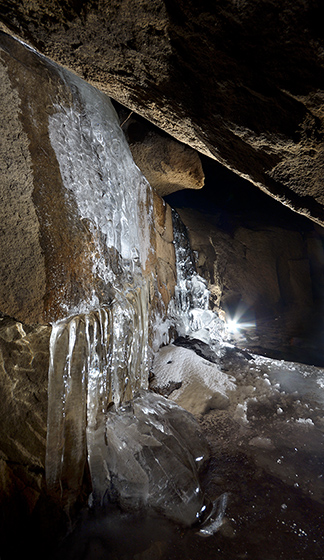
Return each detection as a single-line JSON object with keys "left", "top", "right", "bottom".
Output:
{"left": 1, "top": 0, "right": 324, "bottom": 225}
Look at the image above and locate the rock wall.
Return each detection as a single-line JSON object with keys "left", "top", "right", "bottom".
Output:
{"left": 178, "top": 208, "right": 324, "bottom": 343}
{"left": 0, "top": 315, "right": 51, "bottom": 557}
{"left": 1, "top": 1, "right": 324, "bottom": 225}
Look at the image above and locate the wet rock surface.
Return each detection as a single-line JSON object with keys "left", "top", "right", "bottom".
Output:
{"left": 2, "top": 1, "right": 324, "bottom": 224}
{"left": 0, "top": 315, "right": 49, "bottom": 473}
{"left": 0, "top": 314, "right": 53, "bottom": 559}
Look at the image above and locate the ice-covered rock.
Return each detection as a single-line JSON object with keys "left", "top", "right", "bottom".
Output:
{"left": 169, "top": 209, "right": 226, "bottom": 348}
{"left": 151, "top": 344, "right": 236, "bottom": 415}
{"left": 91, "top": 390, "right": 210, "bottom": 526}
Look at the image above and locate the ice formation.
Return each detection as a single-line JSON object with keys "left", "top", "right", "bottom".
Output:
{"left": 170, "top": 209, "right": 226, "bottom": 346}
{"left": 198, "top": 493, "right": 229, "bottom": 537}
{"left": 45, "top": 66, "right": 155, "bottom": 508}
{"left": 46, "top": 294, "right": 149, "bottom": 506}
{"left": 96, "top": 390, "right": 209, "bottom": 526}
{"left": 48, "top": 70, "right": 152, "bottom": 285}
{"left": 45, "top": 63, "right": 211, "bottom": 526}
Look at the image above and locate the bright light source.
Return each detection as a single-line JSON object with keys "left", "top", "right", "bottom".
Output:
{"left": 224, "top": 302, "right": 256, "bottom": 337}
{"left": 226, "top": 318, "right": 240, "bottom": 333}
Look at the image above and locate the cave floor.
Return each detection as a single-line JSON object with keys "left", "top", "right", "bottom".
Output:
{"left": 51, "top": 334, "right": 324, "bottom": 560}
{"left": 51, "top": 417, "right": 324, "bottom": 560}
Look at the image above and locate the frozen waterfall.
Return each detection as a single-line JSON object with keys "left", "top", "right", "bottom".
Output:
{"left": 45, "top": 65, "right": 152, "bottom": 509}
{"left": 45, "top": 65, "right": 210, "bottom": 525}
{"left": 46, "top": 292, "right": 148, "bottom": 508}
{"left": 170, "top": 209, "right": 225, "bottom": 346}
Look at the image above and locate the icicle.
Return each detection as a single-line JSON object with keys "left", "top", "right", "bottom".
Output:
{"left": 46, "top": 289, "right": 149, "bottom": 509}
{"left": 46, "top": 316, "right": 88, "bottom": 507}
{"left": 85, "top": 307, "right": 113, "bottom": 507}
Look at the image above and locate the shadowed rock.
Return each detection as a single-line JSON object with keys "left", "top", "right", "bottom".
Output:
{"left": 1, "top": 1, "right": 324, "bottom": 224}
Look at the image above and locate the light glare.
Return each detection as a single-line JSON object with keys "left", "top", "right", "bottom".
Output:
{"left": 227, "top": 318, "right": 239, "bottom": 333}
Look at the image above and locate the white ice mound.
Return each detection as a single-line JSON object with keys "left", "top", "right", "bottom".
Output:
{"left": 92, "top": 390, "right": 210, "bottom": 526}
{"left": 151, "top": 345, "right": 236, "bottom": 415}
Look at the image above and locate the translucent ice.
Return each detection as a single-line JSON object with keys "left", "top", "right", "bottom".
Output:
{"left": 198, "top": 492, "right": 229, "bottom": 536}
{"left": 48, "top": 69, "right": 152, "bottom": 289}
{"left": 46, "top": 294, "right": 149, "bottom": 508}
{"left": 170, "top": 210, "right": 226, "bottom": 346}
{"left": 45, "top": 62, "right": 153, "bottom": 508}
{"left": 95, "top": 390, "right": 210, "bottom": 526}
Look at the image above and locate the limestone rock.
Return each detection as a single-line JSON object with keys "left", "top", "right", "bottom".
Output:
{"left": 2, "top": 2, "right": 324, "bottom": 224}
{"left": 123, "top": 115, "right": 204, "bottom": 197}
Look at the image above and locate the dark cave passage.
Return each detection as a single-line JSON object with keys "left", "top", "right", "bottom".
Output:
{"left": 165, "top": 156, "right": 324, "bottom": 367}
